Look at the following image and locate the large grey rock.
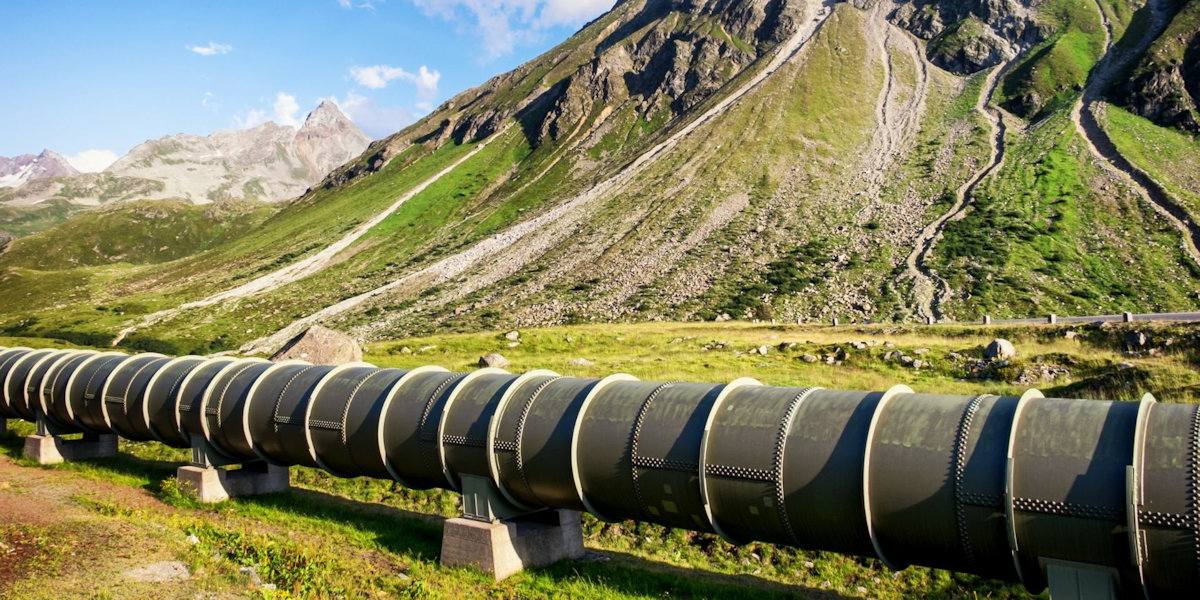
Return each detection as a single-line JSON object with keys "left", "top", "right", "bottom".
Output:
{"left": 984, "top": 338, "right": 1017, "bottom": 361}
{"left": 1124, "top": 331, "right": 1149, "bottom": 349}
{"left": 479, "top": 353, "right": 510, "bottom": 368}
{"left": 270, "top": 325, "right": 362, "bottom": 365}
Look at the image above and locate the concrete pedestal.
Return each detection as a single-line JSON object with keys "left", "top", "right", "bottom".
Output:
{"left": 23, "top": 433, "right": 118, "bottom": 465}
{"left": 440, "top": 510, "right": 585, "bottom": 581}
{"left": 176, "top": 462, "right": 290, "bottom": 503}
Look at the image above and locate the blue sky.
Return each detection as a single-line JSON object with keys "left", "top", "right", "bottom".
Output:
{"left": 0, "top": 0, "right": 614, "bottom": 170}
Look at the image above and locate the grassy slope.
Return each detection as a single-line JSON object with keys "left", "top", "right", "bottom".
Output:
{"left": 1105, "top": 105, "right": 1200, "bottom": 220}
{"left": 998, "top": 0, "right": 1106, "bottom": 118}
{"left": 934, "top": 111, "right": 1200, "bottom": 319}
{"left": 0, "top": 200, "right": 276, "bottom": 271}
{"left": 6, "top": 320, "right": 1197, "bottom": 598}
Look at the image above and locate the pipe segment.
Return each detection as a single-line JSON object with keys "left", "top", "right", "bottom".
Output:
{"left": 1, "top": 345, "right": 1197, "bottom": 599}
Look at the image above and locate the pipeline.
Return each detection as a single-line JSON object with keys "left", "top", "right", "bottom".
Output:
{"left": 0, "top": 345, "right": 1197, "bottom": 598}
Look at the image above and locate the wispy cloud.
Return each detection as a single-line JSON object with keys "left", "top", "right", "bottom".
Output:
{"left": 233, "top": 92, "right": 302, "bottom": 129}
{"left": 337, "top": 0, "right": 382, "bottom": 9}
{"left": 411, "top": 0, "right": 614, "bottom": 59}
{"left": 349, "top": 64, "right": 440, "bottom": 98}
{"left": 187, "top": 41, "right": 233, "bottom": 56}
{"left": 324, "top": 90, "right": 419, "bottom": 139}
{"left": 201, "top": 91, "right": 220, "bottom": 111}
{"left": 66, "top": 149, "right": 119, "bottom": 173}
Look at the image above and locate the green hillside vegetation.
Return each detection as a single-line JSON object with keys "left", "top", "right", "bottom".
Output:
{"left": 999, "top": 0, "right": 1107, "bottom": 118}
{"left": 0, "top": 199, "right": 276, "bottom": 271}
{"left": 934, "top": 110, "right": 1200, "bottom": 319}
{"left": 0, "top": 199, "right": 92, "bottom": 239}
{"left": 1104, "top": 105, "right": 1200, "bottom": 220}
{"left": 3, "top": 320, "right": 1196, "bottom": 598}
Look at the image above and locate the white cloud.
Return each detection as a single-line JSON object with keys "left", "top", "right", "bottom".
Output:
{"left": 66, "top": 149, "right": 119, "bottom": 173}
{"left": 232, "top": 92, "right": 301, "bottom": 129}
{"left": 188, "top": 42, "right": 233, "bottom": 56}
{"left": 411, "top": 0, "right": 614, "bottom": 58}
{"left": 201, "top": 91, "right": 220, "bottom": 111}
{"left": 349, "top": 64, "right": 440, "bottom": 99}
{"left": 274, "top": 92, "right": 301, "bottom": 128}
{"left": 326, "top": 90, "right": 418, "bottom": 139}
{"left": 338, "top": 0, "right": 381, "bottom": 8}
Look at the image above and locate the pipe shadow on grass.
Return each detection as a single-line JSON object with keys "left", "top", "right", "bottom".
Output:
{"left": 528, "top": 549, "right": 856, "bottom": 600}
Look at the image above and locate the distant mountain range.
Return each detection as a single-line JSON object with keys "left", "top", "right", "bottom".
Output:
{"left": 0, "top": 150, "right": 79, "bottom": 188}
{"left": 0, "top": 101, "right": 370, "bottom": 237}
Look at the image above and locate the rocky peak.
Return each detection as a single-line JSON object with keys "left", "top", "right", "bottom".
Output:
{"left": 0, "top": 148, "right": 79, "bottom": 188}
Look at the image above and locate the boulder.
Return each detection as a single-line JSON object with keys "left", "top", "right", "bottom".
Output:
{"left": 568, "top": 358, "right": 596, "bottom": 367}
{"left": 479, "top": 353, "right": 510, "bottom": 368}
{"left": 984, "top": 339, "right": 1016, "bottom": 361}
{"left": 504, "top": 330, "right": 521, "bottom": 341}
{"left": 1124, "top": 331, "right": 1149, "bottom": 349}
{"left": 271, "top": 326, "right": 362, "bottom": 365}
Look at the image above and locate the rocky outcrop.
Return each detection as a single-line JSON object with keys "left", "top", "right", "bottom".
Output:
{"left": 270, "top": 325, "right": 362, "bottom": 365}
{"left": 889, "top": 0, "right": 1044, "bottom": 73}
{"left": 1110, "top": 2, "right": 1200, "bottom": 133}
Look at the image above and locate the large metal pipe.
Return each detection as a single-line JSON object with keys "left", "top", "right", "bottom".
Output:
{"left": 1, "top": 346, "right": 1196, "bottom": 599}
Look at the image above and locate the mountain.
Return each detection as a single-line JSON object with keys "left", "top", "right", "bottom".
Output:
{"left": 0, "top": 101, "right": 369, "bottom": 237}
{"left": 0, "top": 150, "right": 78, "bottom": 188}
{"left": 106, "top": 100, "right": 371, "bottom": 204}
{"left": 3, "top": 0, "right": 1200, "bottom": 356}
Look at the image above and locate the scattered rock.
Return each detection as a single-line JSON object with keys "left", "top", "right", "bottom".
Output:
{"left": 1117, "top": 362, "right": 1135, "bottom": 370}
{"left": 1064, "top": 331, "right": 1079, "bottom": 340}
{"left": 124, "top": 561, "right": 191, "bottom": 582}
{"left": 479, "top": 353, "right": 510, "bottom": 368}
{"left": 1125, "top": 331, "right": 1149, "bottom": 349}
{"left": 801, "top": 354, "right": 819, "bottom": 363}
{"left": 186, "top": 534, "right": 200, "bottom": 545}
{"left": 913, "top": 348, "right": 930, "bottom": 355}
{"left": 418, "top": 345, "right": 437, "bottom": 353}
{"left": 757, "top": 345, "right": 769, "bottom": 356}
{"left": 568, "top": 358, "right": 596, "bottom": 367}
{"left": 851, "top": 342, "right": 867, "bottom": 350}
{"left": 270, "top": 325, "right": 362, "bottom": 365}
{"left": 239, "top": 566, "right": 264, "bottom": 586}
{"left": 948, "top": 352, "right": 964, "bottom": 361}
{"left": 1016, "top": 364, "right": 1071, "bottom": 384}
{"left": 505, "top": 330, "right": 521, "bottom": 341}
{"left": 984, "top": 339, "right": 1016, "bottom": 361}
{"left": 778, "top": 342, "right": 797, "bottom": 351}
{"left": 884, "top": 351, "right": 896, "bottom": 361}
{"left": 912, "top": 359, "right": 925, "bottom": 369}
{"left": 506, "top": 341, "right": 521, "bottom": 348}
{"left": 399, "top": 346, "right": 413, "bottom": 355}
{"left": 885, "top": 342, "right": 896, "bottom": 349}
{"left": 901, "top": 356, "right": 915, "bottom": 365}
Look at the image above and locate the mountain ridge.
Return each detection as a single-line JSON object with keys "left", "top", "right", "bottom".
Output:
{"left": 3, "top": 0, "right": 1200, "bottom": 357}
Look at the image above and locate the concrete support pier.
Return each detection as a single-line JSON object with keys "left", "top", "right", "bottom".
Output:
{"left": 441, "top": 510, "right": 585, "bottom": 581}
{"left": 23, "top": 433, "right": 118, "bottom": 465}
{"left": 176, "top": 462, "right": 290, "bottom": 504}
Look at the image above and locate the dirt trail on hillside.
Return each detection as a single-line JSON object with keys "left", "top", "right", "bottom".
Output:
{"left": 899, "top": 52, "right": 1016, "bottom": 322}
{"left": 240, "top": 0, "right": 838, "bottom": 355}
{"left": 111, "top": 130, "right": 510, "bottom": 347}
{"left": 1072, "top": 0, "right": 1200, "bottom": 267}
{"left": 857, "top": 3, "right": 929, "bottom": 202}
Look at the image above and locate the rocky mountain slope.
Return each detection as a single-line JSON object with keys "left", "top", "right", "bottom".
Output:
{"left": 0, "top": 150, "right": 78, "bottom": 188}
{"left": 0, "top": 102, "right": 369, "bottom": 238}
{"left": 2, "top": 0, "right": 1200, "bottom": 356}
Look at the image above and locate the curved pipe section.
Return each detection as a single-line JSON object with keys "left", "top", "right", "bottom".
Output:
{"left": 1, "top": 346, "right": 1197, "bottom": 599}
